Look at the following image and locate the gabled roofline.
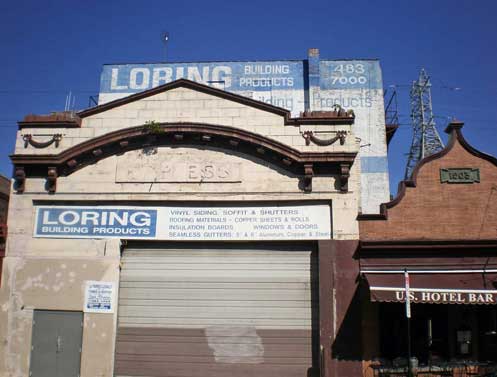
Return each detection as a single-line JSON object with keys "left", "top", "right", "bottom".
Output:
{"left": 358, "top": 120, "right": 497, "bottom": 221}
{"left": 77, "top": 79, "right": 354, "bottom": 125}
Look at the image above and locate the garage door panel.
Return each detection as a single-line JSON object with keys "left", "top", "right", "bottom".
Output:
{"left": 122, "top": 263, "right": 309, "bottom": 271}
{"left": 116, "top": 361, "right": 311, "bottom": 377}
{"left": 122, "top": 249, "right": 311, "bottom": 258}
{"left": 120, "top": 270, "right": 313, "bottom": 281}
{"left": 118, "top": 305, "right": 312, "bottom": 320}
{"left": 115, "top": 354, "right": 312, "bottom": 365}
{"left": 118, "top": 327, "right": 312, "bottom": 338}
{"left": 118, "top": 317, "right": 313, "bottom": 329}
{"left": 119, "top": 288, "right": 311, "bottom": 301}
{"left": 120, "top": 281, "right": 315, "bottom": 288}
{"left": 116, "top": 245, "right": 317, "bottom": 377}
{"left": 116, "top": 339, "right": 312, "bottom": 357}
{"left": 118, "top": 299, "right": 314, "bottom": 308}
{"left": 117, "top": 334, "right": 312, "bottom": 345}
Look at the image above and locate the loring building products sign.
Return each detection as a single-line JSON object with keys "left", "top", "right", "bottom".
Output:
{"left": 34, "top": 204, "right": 331, "bottom": 241}
{"left": 97, "top": 50, "right": 390, "bottom": 214}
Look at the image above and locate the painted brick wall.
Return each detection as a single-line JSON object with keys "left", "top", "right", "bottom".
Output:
{"left": 360, "top": 124, "right": 497, "bottom": 241}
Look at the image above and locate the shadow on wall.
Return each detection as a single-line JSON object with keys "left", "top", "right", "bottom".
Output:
{"left": 332, "top": 285, "right": 364, "bottom": 361}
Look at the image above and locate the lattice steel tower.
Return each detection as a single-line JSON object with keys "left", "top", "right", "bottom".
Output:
{"left": 404, "top": 69, "right": 445, "bottom": 180}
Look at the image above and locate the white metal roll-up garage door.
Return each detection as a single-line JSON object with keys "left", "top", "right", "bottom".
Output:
{"left": 115, "top": 243, "right": 318, "bottom": 377}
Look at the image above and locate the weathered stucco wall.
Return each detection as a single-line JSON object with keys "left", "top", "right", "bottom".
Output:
{"left": 2, "top": 83, "right": 361, "bottom": 377}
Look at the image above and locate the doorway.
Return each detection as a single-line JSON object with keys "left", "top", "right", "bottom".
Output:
{"left": 29, "top": 310, "right": 83, "bottom": 377}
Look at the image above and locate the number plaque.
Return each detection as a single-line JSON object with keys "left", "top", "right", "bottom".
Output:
{"left": 440, "top": 168, "right": 480, "bottom": 184}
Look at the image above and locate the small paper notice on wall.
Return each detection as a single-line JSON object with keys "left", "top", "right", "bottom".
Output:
{"left": 84, "top": 281, "right": 115, "bottom": 313}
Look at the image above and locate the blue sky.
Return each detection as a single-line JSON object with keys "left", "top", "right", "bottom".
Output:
{"left": 1, "top": 0, "right": 496, "bottom": 193}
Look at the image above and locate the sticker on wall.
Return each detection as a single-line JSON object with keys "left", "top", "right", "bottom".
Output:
{"left": 84, "top": 281, "right": 115, "bottom": 314}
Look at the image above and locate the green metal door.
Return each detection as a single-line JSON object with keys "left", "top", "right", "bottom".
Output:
{"left": 29, "top": 310, "right": 83, "bottom": 377}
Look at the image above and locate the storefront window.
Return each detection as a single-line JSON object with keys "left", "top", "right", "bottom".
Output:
{"left": 378, "top": 304, "right": 497, "bottom": 364}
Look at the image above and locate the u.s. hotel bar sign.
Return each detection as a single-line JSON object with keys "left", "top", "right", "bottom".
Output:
{"left": 33, "top": 204, "right": 331, "bottom": 241}
{"left": 371, "top": 288, "right": 497, "bottom": 304}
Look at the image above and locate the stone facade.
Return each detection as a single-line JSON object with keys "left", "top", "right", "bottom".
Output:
{"left": 1, "top": 80, "right": 361, "bottom": 377}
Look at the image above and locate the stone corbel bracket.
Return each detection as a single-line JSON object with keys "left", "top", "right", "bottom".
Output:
{"left": 23, "top": 134, "right": 62, "bottom": 149}
{"left": 47, "top": 167, "right": 57, "bottom": 193}
{"left": 302, "top": 130, "right": 347, "bottom": 147}
{"left": 340, "top": 163, "right": 351, "bottom": 192}
{"left": 303, "top": 164, "right": 314, "bottom": 192}
{"left": 14, "top": 167, "right": 26, "bottom": 193}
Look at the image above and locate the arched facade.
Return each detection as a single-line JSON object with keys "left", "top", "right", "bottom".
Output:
{"left": 1, "top": 79, "right": 362, "bottom": 377}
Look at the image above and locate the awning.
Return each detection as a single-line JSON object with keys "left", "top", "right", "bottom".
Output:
{"left": 363, "top": 271, "right": 497, "bottom": 305}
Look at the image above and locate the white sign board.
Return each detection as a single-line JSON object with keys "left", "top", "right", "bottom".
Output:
{"left": 84, "top": 281, "right": 115, "bottom": 313}
{"left": 34, "top": 204, "right": 332, "bottom": 241}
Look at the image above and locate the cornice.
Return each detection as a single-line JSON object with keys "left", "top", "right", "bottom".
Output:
{"left": 11, "top": 122, "right": 357, "bottom": 194}
{"left": 77, "top": 79, "right": 354, "bottom": 126}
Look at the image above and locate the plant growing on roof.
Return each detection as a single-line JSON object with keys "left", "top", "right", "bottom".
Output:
{"left": 144, "top": 120, "right": 163, "bottom": 134}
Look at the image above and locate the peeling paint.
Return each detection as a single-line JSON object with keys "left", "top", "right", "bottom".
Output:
{"left": 52, "top": 283, "right": 64, "bottom": 292}
{"left": 205, "top": 326, "right": 264, "bottom": 364}
{"left": 19, "top": 274, "right": 43, "bottom": 291}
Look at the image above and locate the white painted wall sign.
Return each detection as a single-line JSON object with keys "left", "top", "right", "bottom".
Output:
{"left": 84, "top": 281, "right": 115, "bottom": 313}
{"left": 34, "top": 204, "right": 331, "bottom": 241}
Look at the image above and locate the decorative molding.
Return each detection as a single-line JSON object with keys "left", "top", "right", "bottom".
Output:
{"left": 14, "top": 167, "right": 25, "bottom": 193}
{"left": 303, "top": 164, "right": 314, "bottom": 192}
{"left": 360, "top": 239, "right": 497, "bottom": 251}
{"left": 23, "top": 134, "right": 62, "bottom": 149}
{"left": 18, "top": 112, "right": 80, "bottom": 129}
{"left": 11, "top": 123, "right": 357, "bottom": 193}
{"left": 77, "top": 79, "right": 355, "bottom": 126}
{"left": 302, "top": 130, "right": 347, "bottom": 146}
{"left": 47, "top": 167, "right": 57, "bottom": 193}
{"left": 67, "top": 159, "right": 77, "bottom": 168}
{"left": 340, "top": 163, "right": 350, "bottom": 192}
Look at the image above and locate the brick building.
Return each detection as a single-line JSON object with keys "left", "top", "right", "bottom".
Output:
{"left": 357, "top": 121, "right": 497, "bottom": 376}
